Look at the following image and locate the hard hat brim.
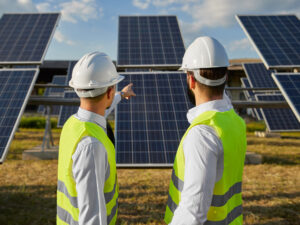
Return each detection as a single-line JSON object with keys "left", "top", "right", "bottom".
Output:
{"left": 69, "top": 74, "right": 125, "bottom": 89}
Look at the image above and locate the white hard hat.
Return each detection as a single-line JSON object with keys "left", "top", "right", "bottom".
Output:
{"left": 69, "top": 52, "right": 124, "bottom": 97}
{"left": 180, "top": 36, "right": 229, "bottom": 86}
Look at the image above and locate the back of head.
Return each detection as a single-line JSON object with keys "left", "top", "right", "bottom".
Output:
{"left": 70, "top": 51, "right": 124, "bottom": 99}
{"left": 180, "top": 36, "right": 229, "bottom": 97}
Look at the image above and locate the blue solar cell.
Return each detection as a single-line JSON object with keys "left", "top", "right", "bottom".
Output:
{"left": 272, "top": 73, "right": 300, "bottom": 122}
{"left": 57, "top": 91, "right": 78, "bottom": 127}
{"left": 237, "top": 15, "right": 300, "bottom": 69}
{"left": 256, "top": 94, "right": 300, "bottom": 132}
{"left": 0, "top": 13, "right": 60, "bottom": 64}
{"left": 0, "top": 69, "right": 39, "bottom": 163}
{"left": 243, "top": 63, "right": 277, "bottom": 88}
{"left": 115, "top": 72, "right": 191, "bottom": 165}
{"left": 118, "top": 16, "right": 185, "bottom": 67}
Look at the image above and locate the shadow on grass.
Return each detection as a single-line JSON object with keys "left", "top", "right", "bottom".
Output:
{"left": 243, "top": 192, "right": 300, "bottom": 201}
{"left": 0, "top": 185, "right": 56, "bottom": 225}
{"left": 244, "top": 202, "right": 300, "bottom": 225}
{"left": 247, "top": 140, "right": 300, "bottom": 147}
{"left": 262, "top": 155, "right": 300, "bottom": 165}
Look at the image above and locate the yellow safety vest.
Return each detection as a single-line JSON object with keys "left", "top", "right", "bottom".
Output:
{"left": 165, "top": 109, "right": 247, "bottom": 225}
{"left": 57, "top": 116, "right": 118, "bottom": 225}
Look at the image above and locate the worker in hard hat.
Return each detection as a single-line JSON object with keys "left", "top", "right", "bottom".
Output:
{"left": 57, "top": 52, "right": 135, "bottom": 225}
{"left": 164, "top": 37, "right": 247, "bottom": 225}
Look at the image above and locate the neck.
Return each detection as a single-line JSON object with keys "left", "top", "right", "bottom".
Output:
{"left": 195, "top": 93, "right": 223, "bottom": 106}
{"left": 80, "top": 101, "right": 106, "bottom": 116}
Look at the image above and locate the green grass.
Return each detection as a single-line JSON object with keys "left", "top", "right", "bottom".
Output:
{"left": 1, "top": 123, "right": 300, "bottom": 225}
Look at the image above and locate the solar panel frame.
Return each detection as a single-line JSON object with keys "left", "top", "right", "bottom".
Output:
{"left": 240, "top": 77, "right": 263, "bottom": 120}
{"left": 115, "top": 71, "right": 192, "bottom": 167}
{"left": 37, "top": 75, "right": 66, "bottom": 115}
{"left": 236, "top": 15, "right": 300, "bottom": 69}
{"left": 117, "top": 15, "right": 185, "bottom": 68}
{"left": 0, "top": 13, "right": 61, "bottom": 65}
{"left": 255, "top": 93, "right": 300, "bottom": 132}
{"left": 272, "top": 72, "right": 300, "bottom": 122}
{"left": 0, "top": 68, "right": 39, "bottom": 163}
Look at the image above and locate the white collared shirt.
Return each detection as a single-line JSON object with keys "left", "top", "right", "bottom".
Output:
{"left": 71, "top": 93, "right": 121, "bottom": 225}
{"left": 170, "top": 96, "right": 233, "bottom": 225}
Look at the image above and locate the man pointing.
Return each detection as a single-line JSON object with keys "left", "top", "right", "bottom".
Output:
{"left": 57, "top": 52, "right": 135, "bottom": 225}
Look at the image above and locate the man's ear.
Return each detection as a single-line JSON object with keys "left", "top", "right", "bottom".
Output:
{"left": 188, "top": 75, "right": 196, "bottom": 89}
{"left": 106, "top": 87, "right": 113, "bottom": 99}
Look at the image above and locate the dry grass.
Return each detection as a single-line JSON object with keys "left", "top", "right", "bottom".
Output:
{"left": 0, "top": 128, "right": 299, "bottom": 225}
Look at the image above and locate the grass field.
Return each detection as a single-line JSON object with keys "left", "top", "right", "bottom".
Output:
{"left": 0, "top": 128, "right": 300, "bottom": 225}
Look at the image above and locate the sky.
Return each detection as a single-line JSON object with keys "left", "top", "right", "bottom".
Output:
{"left": 0, "top": 0, "right": 300, "bottom": 62}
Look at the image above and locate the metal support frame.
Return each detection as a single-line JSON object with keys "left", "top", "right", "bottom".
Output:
{"left": 41, "top": 105, "right": 54, "bottom": 151}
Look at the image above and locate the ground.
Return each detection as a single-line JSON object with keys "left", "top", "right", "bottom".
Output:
{"left": 0, "top": 129, "right": 299, "bottom": 225}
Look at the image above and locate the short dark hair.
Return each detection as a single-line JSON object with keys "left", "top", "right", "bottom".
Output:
{"left": 195, "top": 67, "right": 227, "bottom": 97}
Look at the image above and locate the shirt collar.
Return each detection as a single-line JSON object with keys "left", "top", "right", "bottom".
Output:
{"left": 187, "top": 98, "right": 233, "bottom": 124}
{"left": 77, "top": 107, "right": 107, "bottom": 129}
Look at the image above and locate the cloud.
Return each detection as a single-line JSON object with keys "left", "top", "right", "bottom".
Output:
{"left": 59, "top": 0, "right": 103, "bottom": 23}
{"left": 132, "top": 0, "right": 151, "bottom": 10}
{"left": 0, "top": 0, "right": 37, "bottom": 16}
{"left": 227, "top": 38, "right": 255, "bottom": 52}
{"left": 132, "top": 0, "right": 300, "bottom": 32}
{"left": 36, "top": 2, "right": 51, "bottom": 12}
{"left": 54, "top": 30, "right": 76, "bottom": 46}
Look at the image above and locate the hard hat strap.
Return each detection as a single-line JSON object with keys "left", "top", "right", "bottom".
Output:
{"left": 193, "top": 70, "right": 226, "bottom": 86}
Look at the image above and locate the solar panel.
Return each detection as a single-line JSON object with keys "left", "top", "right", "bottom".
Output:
{"left": 236, "top": 15, "right": 300, "bottom": 69}
{"left": 66, "top": 61, "right": 77, "bottom": 84}
{"left": 115, "top": 72, "right": 192, "bottom": 165}
{"left": 0, "top": 13, "right": 60, "bottom": 65}
{"left": 272, "top": 73, "right": 300, "bottom": 122}
{"left": 117, "top": 16, "right": 185, "bottom": 67}
{"left": 57, "top": 91, "right": 78, "bottom": 127}
{"left": 50, "top": 75, "right": 66, "bottom": 94}
{"left": 240, "top": 78, "right": 263, "bottom": 120}
{"left": 38, "top": 75, "right": 66, "bottom": 115}
{"left": 0, "top": 69, "right": 39, "bottom": 163}
{"left": 243, "top": 63, "right": 277, "bottom": 88}
{"left": 255, "top": 94, "right": 300, "bottom": 132}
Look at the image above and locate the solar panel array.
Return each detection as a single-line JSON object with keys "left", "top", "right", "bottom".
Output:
{"left": 255, "top": 94, "right": 300, "bottom": 132}
{"left": 58, "top": 91, "right": 78, "bottom": 127}
{"left": 240, "top": 78, "right": 263, "bottom": 120}
{"left": 0, "top": 13, "right": 60, "bottom": 64}
{"left": 118, "top": 16, "right": 185, "bottom": 67}
{"left": 0, "top": 69, "right": 39, "bottom": 163}
{"left": 272, "top": 73, "right": 300, "bottom": 122}
{"left": 116, "top": 72, "right": 192, "bottom": 164}
{"left": 243, "top": 63, "right": 277, "bottom": 88}
{"left": 236, "top": 15, "right": 300, "bottom": 69}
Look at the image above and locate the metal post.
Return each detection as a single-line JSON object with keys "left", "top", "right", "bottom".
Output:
{"left": 42, "top": 106, "right": 54, "bottom": 151}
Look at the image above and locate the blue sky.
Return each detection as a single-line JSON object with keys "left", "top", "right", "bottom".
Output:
{"left": 0, "top": 0, "right": 300, "bottom": 61}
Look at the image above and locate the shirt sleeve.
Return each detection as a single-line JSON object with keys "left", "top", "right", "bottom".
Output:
{"left": 72, "top": 136, "right": 109, "bottom": 225}
{"left": 105, "top": 92, "right": 121, "bottom": 118}
{"left": 170, "top": 125, "right": 222, "bottom": 225}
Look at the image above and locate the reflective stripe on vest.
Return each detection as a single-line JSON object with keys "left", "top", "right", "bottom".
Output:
{"left": 164, "top": 109, "right": 247, "bottom": 224}
{"left": 57, "top": 116, "right": 118, "bottom": 225}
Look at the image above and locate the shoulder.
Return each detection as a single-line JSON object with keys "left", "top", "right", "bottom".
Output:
{"left": 72, "top": 136, "right": 107, "bottom": 160}
{"left": 183, "top": 124, "right": 223, "bottom": 156}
